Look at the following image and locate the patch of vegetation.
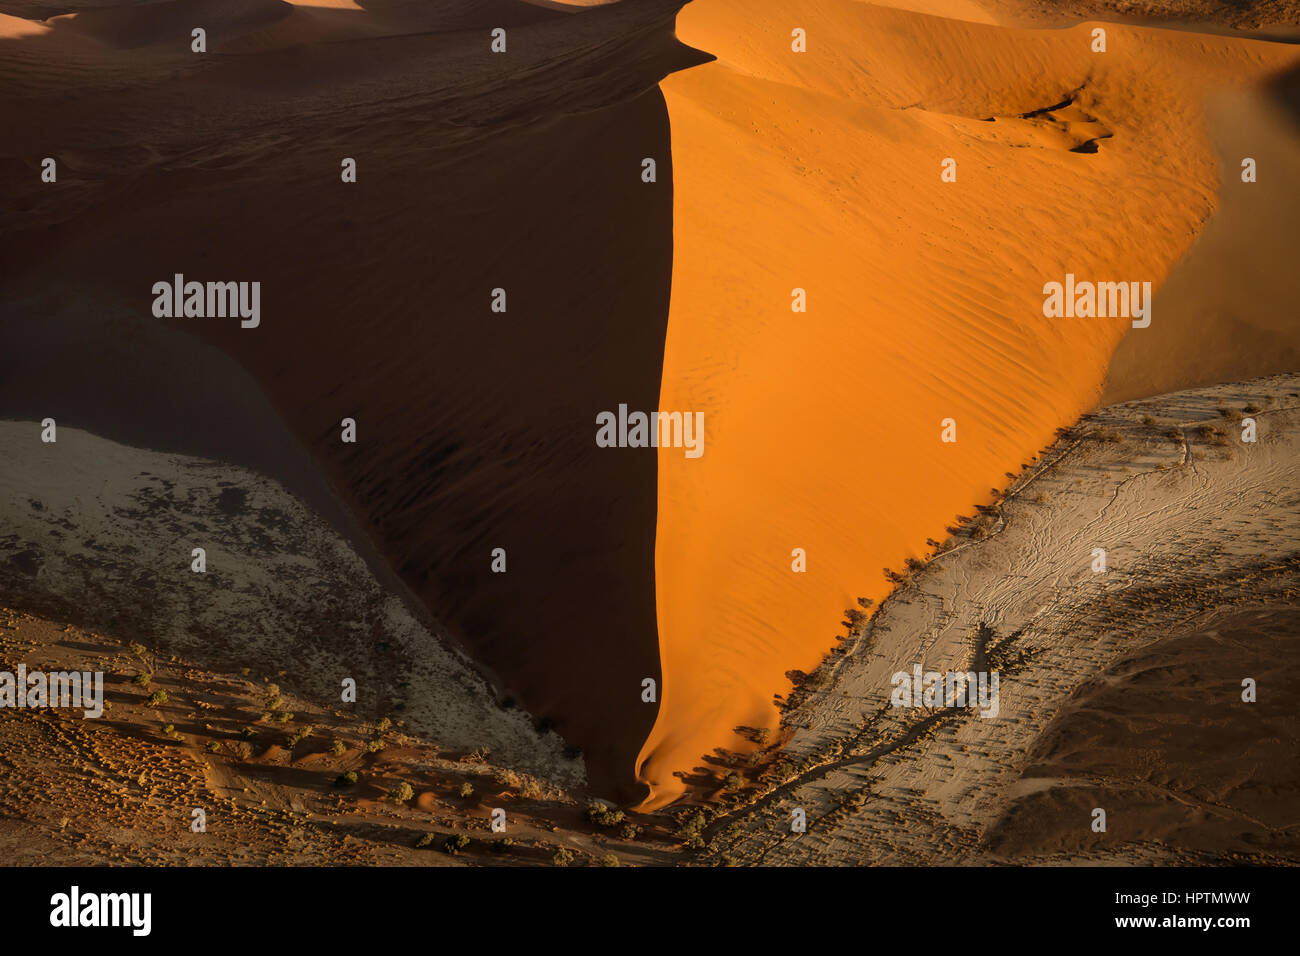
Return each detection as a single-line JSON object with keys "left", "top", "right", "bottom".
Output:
{"left": 551, "top": 847, "right": 575, "bottom": 867}
{"left": 586, "top": 802, "right": 625, "bottom": 827}
{"left": 335, "top": 771, "right": 359, "bottom": 788}
{"left": 146, "top": 690, "right": 167, "bottom": 707}
{"left": 390, "top": 782, "right": 415, "bottom": 803}
{"left": 443, "top": 834, "right": 471, "bottom": 855}
{"left": 676, "top": 809, "right": 708, "bottom": 849}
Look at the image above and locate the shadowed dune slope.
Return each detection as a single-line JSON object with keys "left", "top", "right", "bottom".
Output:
{"left": 0, "top": 0, "right": 706, "bottom": 802}
{"left": 637, "top": 0, "right": 1300, "bottom": 806}
{"left": 1101, "top": 66, "right": 1300, "bottom": 404}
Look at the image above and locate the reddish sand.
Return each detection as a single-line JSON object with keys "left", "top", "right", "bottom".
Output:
{"left": 636, "top": 0, "right": 1300, "bottom": 807}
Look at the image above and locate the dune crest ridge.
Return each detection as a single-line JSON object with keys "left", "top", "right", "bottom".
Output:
{"left": 637, "top": 0, "right": 1300, "bottom": 807}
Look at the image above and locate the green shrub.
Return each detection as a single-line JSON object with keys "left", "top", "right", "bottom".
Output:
{"left": 586, "top": 802, "right": 625, "bottom": 827}
{"left": 146, "top": 690, "right": 168, "bottom": 707}
{"left": 335, "top": 771, "right": 359, "bottom": 788}
{"left": 443, "top": 834, "right": 471, "bottom": 855}
{"left": 390, "top": 782, "right": 415, "bottom": 803}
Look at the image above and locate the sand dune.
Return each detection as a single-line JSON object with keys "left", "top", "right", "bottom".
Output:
{"left": 696, "top": 374, "right": 1300, "bottom": 864}
{"left": 638, "top": 0, "right": 1300, "bottom": 806}
{"left": 0, "top": 0, "right": 703, "bottom": 802}
{"left": 0, "top": 421, "right": 582, "bottom": 783}
{"left": 2, "top": 0, "right": 1296, "bottom": 817}
{"left": 1102, "top": 70, "right": 1300, "bottom": 403}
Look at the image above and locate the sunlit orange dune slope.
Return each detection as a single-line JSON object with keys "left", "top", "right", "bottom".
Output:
{"left": 637, "top": 0, "right": 1300, "bottom": 808}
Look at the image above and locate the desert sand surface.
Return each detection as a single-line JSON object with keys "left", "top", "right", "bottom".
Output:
{"left": 688, "top": 374, "right": 1299, "bottom": 864}
{"left": 0, "top": 610, "right": 677, "bottom": 866}
{"left": 0, "top": 0, "right": 704, "bottom": 802}
{"left": 2, "top": 0, "right": 1297, "bottom": 825}
{"left": 0, "top": 421, "right": 581, "bottom": 783}
{"left": 640, "top": 0, "right": 1300, "bottom": 806}
{"left": 1101, "top": 70, "right": 1300, "bottom": 403}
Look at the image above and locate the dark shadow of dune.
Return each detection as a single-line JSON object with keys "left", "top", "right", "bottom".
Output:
{"left": 0, "top": 0, "right": 712, "bottom": 803}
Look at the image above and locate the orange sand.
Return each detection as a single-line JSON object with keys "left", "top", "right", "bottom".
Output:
{"left": 637, "top": 0, "right": 1300, "bottom": 807}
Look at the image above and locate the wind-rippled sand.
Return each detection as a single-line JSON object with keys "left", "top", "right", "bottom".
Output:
{"left": 639, "top": 0, "right": 1300, "bottom": 807}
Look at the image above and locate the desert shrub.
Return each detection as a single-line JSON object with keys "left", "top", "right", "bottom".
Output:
{"left": 206, "top": 741, "right": 221, "bottom": 753}
{"left": 599, "top": 853, "right": 620, "bottom": 867}
{"left": 132, "top": 673, "right": 151, "bottom": 688}
{"left": 443, "top": 834, "right": 471, "bottom": 855}
{"left": 366, "top": 739, "right": 386, "bottom": 753}
{"left": 551, "top": 847, "right": 574, "bottom": 867}
{"left": 491, "top": 838, "right": 514, "bottom": 854}
{"left": 1140, "top": 415, "right": 1157, "bottom": 426}
{"left": 677, "top": 809, "right": 707, "bottom": 843}
{"left": 390, "top": 782, "right": 414, "bottom": 803}
{"left": 329, "top": 739, "right": 347, "bottom": 756}
{"left": 375, "top": 717, "right": 392, "bottom": 733}
{"left": 458, "top": 782, "right": 475, "bottom": 798}
{"left": 620, "top": 822, "right": 641, "bottom": 841}
{"left": 240, "top": 725, "right": 258, "bottom": 739}
{"left": 275, "top": 711, "right": 293, "bottom": 723}
{"left": 335, "top": 771, "right": 359, "bottom": 788}
{"left": 414, "top": 832, "right": 435, "bottom": 848}
{"left": 162, "top": 724, "right": 175, "bottom": 735}
{"left": 586, "top": 802, "right": 625, "bottom": 827}
{"left": 147, "top": 691, "right": 168, "bottom": 707}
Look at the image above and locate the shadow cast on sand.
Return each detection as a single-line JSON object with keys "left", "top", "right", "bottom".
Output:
{"left": 0, "top": 0, "right": 712, "bottom": 803}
